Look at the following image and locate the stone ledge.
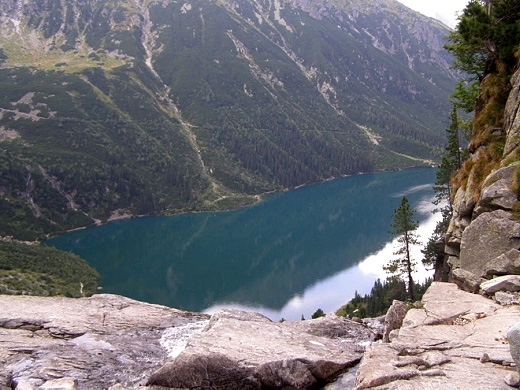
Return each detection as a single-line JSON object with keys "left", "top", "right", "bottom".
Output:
{"left": 0, "top": 294, "right": 209, "bottom": 389}
{"left": 354, "top": 282, "right": 518, "bottom": 389}
{"left": 148, "top": 309, "right": 377, "bottom": 389}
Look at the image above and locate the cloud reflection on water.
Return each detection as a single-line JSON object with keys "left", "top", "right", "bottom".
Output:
{"left": 204, "top": 196, "right": 441, "bottom": 321}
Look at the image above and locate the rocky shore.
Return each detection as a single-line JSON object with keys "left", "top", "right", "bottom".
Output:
{"left": 1, "top": 280, "right": 519, "bottom": 390}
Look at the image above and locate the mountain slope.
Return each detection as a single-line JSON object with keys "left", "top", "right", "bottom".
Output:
{"left": 0, "top": 0, "right": 456, "bottom": 239}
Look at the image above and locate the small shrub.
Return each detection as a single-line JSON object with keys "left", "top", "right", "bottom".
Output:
{"left": 512, "top": 165, "right": 520, "bottom": 196}
{"left": 512, "top": 202, "right": 520, "bottom": 221}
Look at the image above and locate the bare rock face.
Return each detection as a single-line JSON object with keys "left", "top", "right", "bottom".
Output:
{"left": 354, "top": 282, "right": 518, "bottom": 389}
{"left": 503, "top": 65, "right": 520, "bottom": 160}
{"left": 1, "top": 295, "right": 378, "bottom": 390}
{"left": 485, "top": 249, "right": 520, "bottom": 278}
{"left": 450, "top": 268, "right": 484, "bottom": 293}
{"left": 148, "top": 309, "right": 377, "bottom": 389}
{"left": 474, "top": 163, "right": 520, "bottom": 217}
{"left": 443, "top": 63, "right": 520, "bottom": 290}
{"left": 0, "top": 294, "right": 210, "bottom": 389}
{"left": 481, "top": 275, "right": 520, "bottom": 295}
{"left": 460, "top": 210, "right": 520, "bottom": 278}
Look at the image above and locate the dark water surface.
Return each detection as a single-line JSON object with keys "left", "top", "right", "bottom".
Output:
{"left": 47, "top": 168, "right": 438, "bottom": 320}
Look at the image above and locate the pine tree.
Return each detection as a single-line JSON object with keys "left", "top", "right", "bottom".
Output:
{"left": 385, "top": 197, "right": 420, "bottom": 301}
{"left": 445, "top": 0, "right": 520, "bottom": 80}
{"left": 446, "top": 106, "right": 463, "bottom": 170}
{"left": 423, "top": 104, "right": 466, "bottom": 270}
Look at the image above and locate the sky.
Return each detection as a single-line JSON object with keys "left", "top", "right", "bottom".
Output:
{"left": 396, "top": 0, "right": 470, "bottom": 28}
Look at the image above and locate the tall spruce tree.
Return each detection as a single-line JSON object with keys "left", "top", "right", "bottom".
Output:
{"left": 445, "top": 0, "right": 520, "bottom": 113}
{"left": 446, "top": 106, "right": 463, "bottom": 170}
{"left": 432, "top": 105, "right": 464, "bottom": 216}
{"left": 423, "top": 103, "right": 467, "bottom": 270}
{"left": 446, "top": 0, "right": 520, "bottom": 78}
{"left": 385, "top": 197, "right": 420, "bottom": 301}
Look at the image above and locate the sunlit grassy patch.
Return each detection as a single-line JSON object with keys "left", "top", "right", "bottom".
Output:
{"left": 0, "top": 33, "right": 128, "bottom": 73}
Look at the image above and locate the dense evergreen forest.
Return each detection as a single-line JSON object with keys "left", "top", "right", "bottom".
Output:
{"left": 336, "top": 278, "right": 432, "bottom": 319}
{"left": 0, "top": 0, "right": 456, "bottom": 240}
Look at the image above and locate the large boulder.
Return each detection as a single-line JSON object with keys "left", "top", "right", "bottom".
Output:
{"left": 148, "top": 309, "right": 377, "bottom": 389}
{"left": 0, "top": 294, "right": 210, "bottom": 389}
{"left": 460, "top": 210, "right": 520, "bottom": 278}
{"left": 450, "top": 268, "right": 483, "bottom": 293}
{"left": 474, "top": 163, "right": 520, "bottom": 216}
{"left": 485, "top": 249, "right": 520, "bottom": 277}
{"left": 354, "top": 282, "right": 518, "bottom": 389}
{"left": 481, "top": 275, "right": 520, "bottom": 295}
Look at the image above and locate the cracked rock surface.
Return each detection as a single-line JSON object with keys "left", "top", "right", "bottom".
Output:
{"left": 0, "top": 294, "right": 209, "bottom": 389}
{"left": 354, "top": 282, "right": 519, "bottom": 389}
{"left": 1, "top": 294, "right": 377, "bottom": 390}
{"left": 148, "top": 309, "right": 377, "bottom": 389}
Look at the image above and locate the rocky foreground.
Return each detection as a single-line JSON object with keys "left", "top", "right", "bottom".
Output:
{"left": 355, "top": 282, "right": 519, "bottom": 389}
{"left": 0, "top": 294, "right": 210, "bottom": 389}
{"left": 0, "top": 293, "right": 376, "bottom": 389}
{"left": 1, "top": 281, "right": 519, "bottom": 389}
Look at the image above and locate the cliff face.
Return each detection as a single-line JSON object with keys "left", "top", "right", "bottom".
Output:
{"left": 0, "top": 294, "right": 210, "bottom": 389}
{"left": 441, "top": 60, "right": 520, "bottom": 292}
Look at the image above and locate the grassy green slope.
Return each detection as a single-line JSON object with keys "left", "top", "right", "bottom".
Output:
{"left": 0, "top": 241, "right": 99, "bottom": 297}
{"left": 0, "top": 66, "right": 210, "bottom": 240}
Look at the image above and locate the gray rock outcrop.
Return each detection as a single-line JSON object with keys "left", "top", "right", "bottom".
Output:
{"left": 459, "top": 210, "right": 520, "bottom": 278}
{"left": 441, "top": 61, "right": 520, "bottom": 291}
{"left": 354, "top": 282, "right": 518, "bottom": 389}
{"left": 474, "top": 163, "right": 520, "bottom": 216}
{"left": 382, "top": 300, "right": 406, "bottom": 342}
{"left": 481, "top": 275, "right": 520, "bottom": 295}
{"left": 450, "top": 268, "right": 483, "bottom": 293}
{"left": 148, "top": 309, "right": 377, "bottom": 389}
{"left": 0, "top": 295, "right": 377, "bottom": 390}
{"left": 0, "top": 294, "right": 210, "bottom": 389}
{"left": 486, "top": 249, "right": 520, "bottom": 277}
{"left": 503, "top": 64, "right": 520, "bottom": 160}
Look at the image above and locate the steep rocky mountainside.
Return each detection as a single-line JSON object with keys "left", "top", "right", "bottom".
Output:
{"left": 0, "top": 0, "right": 456, "bottom": 240}
{"left": 437, "top": 57, "right": 520, "bottom": 292}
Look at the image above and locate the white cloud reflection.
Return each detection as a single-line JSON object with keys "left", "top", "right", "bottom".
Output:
{"left": 204, "top": 195, "right": 441, "bottom": 322}
{"left": 357, "top": 209, "right": 438, "bottom": 282}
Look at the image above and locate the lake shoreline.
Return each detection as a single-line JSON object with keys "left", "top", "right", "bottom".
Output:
{"left": 46, "top": 168, "right": 438, "bottom": 321}
{"left": 42, "top": 164, "right": 435, "bottom": 241}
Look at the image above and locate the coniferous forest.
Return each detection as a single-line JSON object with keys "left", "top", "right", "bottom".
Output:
{"left": 0, "top": 0, "right": 456, "bottom": 241}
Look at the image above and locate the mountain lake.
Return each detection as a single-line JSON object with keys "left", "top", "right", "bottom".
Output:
{"left": 46, "top": 168, "right": 440, "bottom": 321}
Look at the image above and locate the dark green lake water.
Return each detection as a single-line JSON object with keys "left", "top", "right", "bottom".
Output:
{"left": 46, "top": 168, "right": 438, "bottom": 320}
